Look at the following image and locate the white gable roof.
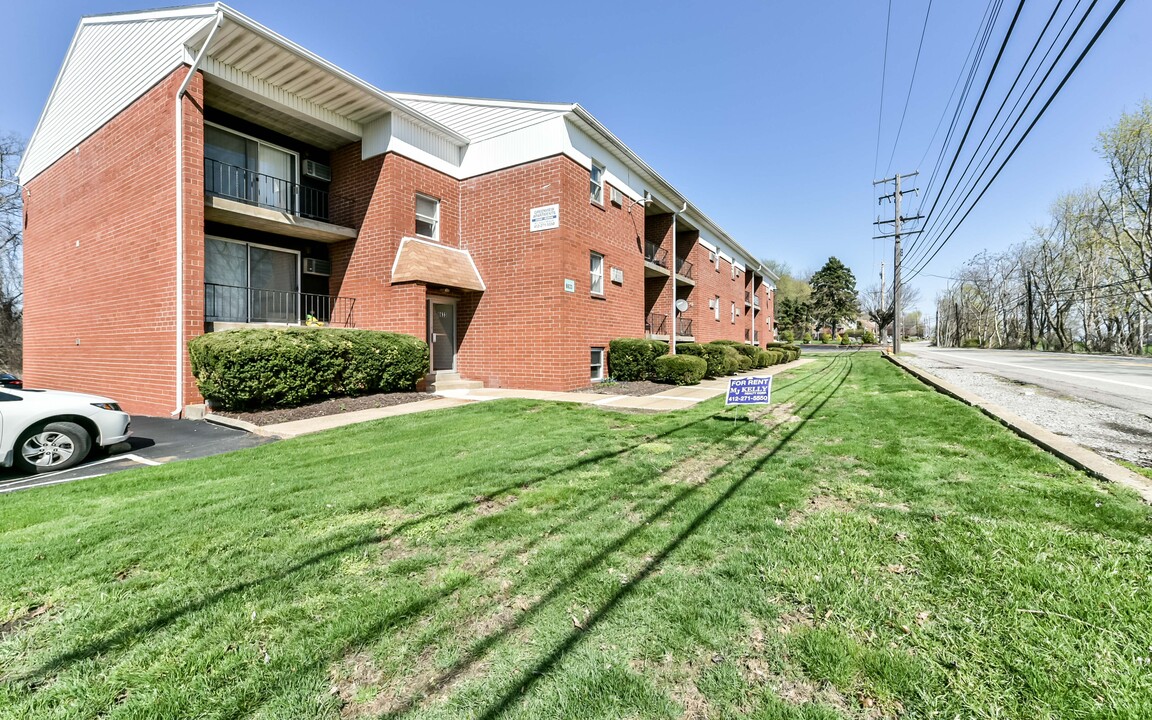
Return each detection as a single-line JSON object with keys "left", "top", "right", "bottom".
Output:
{"left": 390, "top": 94, "right": 571, "bottom": 142}
{"left": 18, "top": 6, "right": 218, "bottom": 182}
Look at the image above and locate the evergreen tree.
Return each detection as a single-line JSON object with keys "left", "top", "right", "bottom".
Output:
{"left": 809, "top": 257, "right": 858, "bottom": 334}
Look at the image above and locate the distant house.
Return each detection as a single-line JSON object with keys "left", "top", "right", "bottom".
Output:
{"left": 18, "top": 3, "right": 776, "bottom": 416}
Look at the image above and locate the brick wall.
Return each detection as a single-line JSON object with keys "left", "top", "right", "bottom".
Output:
{"left": 328, "top": 146, "right": 462, "bottom": 339}
{"left": 23, "top": 68, "right": 204, "bottom": 416}
{"left": 458, "top": 155, "right": 644, "bottom": 389}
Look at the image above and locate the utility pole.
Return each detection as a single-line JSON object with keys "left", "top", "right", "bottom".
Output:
{"left": 1025, "top": 271, "right": 1034, "bottom": 350}
{"left": 873, "top": 172, "right": 922, "bottom": 354}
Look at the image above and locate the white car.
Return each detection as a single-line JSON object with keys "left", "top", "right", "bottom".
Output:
{"left": 0, "top": 388, "right": 132, "bottom": 473}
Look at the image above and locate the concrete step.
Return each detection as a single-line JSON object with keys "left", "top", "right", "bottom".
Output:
{"left": 426, "top": 372, "right": 483, "bottom": 392}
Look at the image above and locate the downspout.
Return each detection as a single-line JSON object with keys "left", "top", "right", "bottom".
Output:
{"left": 669, "top": 201, "right": 686, "bottom": 354}
{"left": 172, "top": 10, "right": 224, "bottom": 416}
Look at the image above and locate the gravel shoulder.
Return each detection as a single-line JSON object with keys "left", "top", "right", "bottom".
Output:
{"left": 903, "top": 353, "right": 1152, "bottom": 470}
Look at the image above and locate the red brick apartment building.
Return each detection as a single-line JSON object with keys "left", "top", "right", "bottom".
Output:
{"left": 18, "top": 4, "right": 777, "bottom": 417}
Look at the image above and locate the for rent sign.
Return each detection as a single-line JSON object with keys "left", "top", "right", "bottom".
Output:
{"left": 725, "top": 376, "right": 773, "bottom": 405}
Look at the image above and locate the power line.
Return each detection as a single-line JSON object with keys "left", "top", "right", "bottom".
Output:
{"left": 885, "top": 0, "right": 935, "bottom": 176}
{"left": 905, "top": 0, "right": 1078, "bottom": 269}
{"left": 911, "top": 0, "right": 1005, "bottom": 238}
{"left": 904, "top": 0, "right": 1126, "bottom": 283}
{"left": 873, "top": 0, "right": 894, "bottom": 179}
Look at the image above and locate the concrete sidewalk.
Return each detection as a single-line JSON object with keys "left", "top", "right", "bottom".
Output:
{"left": 212, "top": 359, "right": 814, "bottom": 439}
{"left": 885, "top": 352, "right": 1152, "bottom": 503}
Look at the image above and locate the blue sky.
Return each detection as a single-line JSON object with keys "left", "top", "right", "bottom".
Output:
{"left": 5, "top": 1, "right": 1150, "bottom": 310}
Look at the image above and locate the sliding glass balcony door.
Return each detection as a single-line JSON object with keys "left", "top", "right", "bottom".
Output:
{"left": 205, "top": 237, "right": 300, "bottom": 324}
{"left": 205, "top": 124, "right": 298, "bottom": 215}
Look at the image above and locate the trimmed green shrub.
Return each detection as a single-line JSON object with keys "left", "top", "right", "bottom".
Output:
{"left": 653, "top": 354, "right": 706, "bottom": 385}
{"left": 863, "top": 331, "right": 877, "bottom": 344}
{"left": 736, "top": 354, "right": 753, "bottom": 372}
{"left": 781, "top": 330, "right": 795, "bottom": 342}
{"left": 188, "top": 327, "right": 428, "bottom": 410}
{"left": 608, "top": 338, "right": 668, "bottom": 381}
{"left": 802, "top": 333, "right": 813, "bottom": 343}
{"left": 821, "top": 332, "right": 833, "bottom": 343}
{"left": 712, "top": 340, "right": 758, "bottom": 360}
{"left": 840, "top": 334, "right": 851, "bottom": 346}
{"left": 676, "top": 343, "right": 731, "bottom": 378}
{"left": 754, "top": 350, "right": 773, "bottom": 368}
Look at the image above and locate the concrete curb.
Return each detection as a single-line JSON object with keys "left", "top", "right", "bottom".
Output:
{"left": 884, "top": 352, "right": 1152, "bottom": 504}
{"left": 204, "top": 413, "right": 283, "bottom": 438}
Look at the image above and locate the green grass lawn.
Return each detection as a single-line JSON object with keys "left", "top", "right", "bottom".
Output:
{"left": 2, "top": 353, "right": 1150, "bottom": 719}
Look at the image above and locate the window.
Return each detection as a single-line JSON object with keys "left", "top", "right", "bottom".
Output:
{"left": 714, "top": 295, "right": 721, "bottom": 321}
{"left": 205, "top": 124, "right": 298, "bottom": 214}
{"left": 591, "top": 347, "right": 605, "bottom": 381}
{"left": 732, "top": 265, "right": 740, "bottom": 280}
{"left": 590, "top": 252, "right": 604, "bottom": 295}
{"left": 731, "top": 301, "right": 737, "bottom": 324}
{"left": 205, "top": 237, "right": 300, "bottom": 324}
{"left": 415, "top": 194, "right": 440, "bottom": 239}
{"left": 589, "top": 160, "right": 605, "bottom": 205}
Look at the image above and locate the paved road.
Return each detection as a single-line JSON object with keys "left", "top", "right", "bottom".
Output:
{"left": 0, "top": 416, "right": 271, "bottom": 494}
{"left": 903, "top": 344, "right": 1152, "bottom": 417}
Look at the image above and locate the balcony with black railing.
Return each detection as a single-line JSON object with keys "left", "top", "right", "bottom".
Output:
{"left": 676, "top": 317, "right": 693, "bottom": 338}
{"left": 643, "top": 241, "right": 671, "bottom": 279}
{"left": 205, "top": 282, "right": 356, "bottom": 328}
{"left": 203, "top": 158, "right": 356, "bottom": 243}
{"left": 674, "top": 256, "right": 694, "bottom": 283}
{"left": 645, "top": 312, "right": 668, "bottom": 337}
{"left": 205, "top": 158, "right": 333, "bottom": 221}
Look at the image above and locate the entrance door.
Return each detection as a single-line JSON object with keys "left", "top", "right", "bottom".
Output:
{"left": 429, "top": 301, "right": 456, "bottom": 371}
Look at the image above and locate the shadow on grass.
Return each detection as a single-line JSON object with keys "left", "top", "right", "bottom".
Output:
{"left": 12, "top": 356, "right": 842, "bottom": 689}
{"left": 373, "top": 351, "right": 856, "bottom": 718}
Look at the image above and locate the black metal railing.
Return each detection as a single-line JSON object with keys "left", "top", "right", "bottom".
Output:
{"left": 644, "top": 241, "right": 669, "bottom": 269}
{"left": 676, "top": 317, "right": 693, "bottom": 337}
{"left": 675, "top": 256, "right": 694, "bottom": 280}
{"left": 204, "top": 158, "right": 332, "bottom": 222}
{"left": 205, "top": 283, "right": 355, "bottom": 327}
{"left": 646, "top": 312, "right": 667, "bottom": 336}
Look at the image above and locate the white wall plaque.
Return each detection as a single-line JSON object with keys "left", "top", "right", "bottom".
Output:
{"left": 564, "top": 279, "right": 576, "bottom": 293}
{"left": 530, "top": 204, "right": 560, "bottom": 232}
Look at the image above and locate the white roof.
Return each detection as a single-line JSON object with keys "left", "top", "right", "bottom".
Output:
{"left": 391, "top": 94, "right": 571, "bottom": 142}
{"left": 20, "top": 4, "right": 776, "bottom": 276}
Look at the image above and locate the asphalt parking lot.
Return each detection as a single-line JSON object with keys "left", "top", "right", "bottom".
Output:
{"left": 0, "top": 416, "right": 272, "bottom": 493}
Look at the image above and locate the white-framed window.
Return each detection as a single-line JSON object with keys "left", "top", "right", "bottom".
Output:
{"left": 714, "top": 295, "right": 721, "bottom": 321}
{"left": 590, "top": 160, "right": 605, "bottom": 205}
{"left": 732, "top": 265, "right": 740, "bottom": 280}
{"left": 590, "top": 252, "right": 604, "bottom": 295}
{"left": 731, "top": 301, "right": 737, "bottom": 324}
{"left": 591, "top": 347, "right": 605, "bottom": 381}
{"left": 415, "top": 194, "right": 440, "bottom": 239}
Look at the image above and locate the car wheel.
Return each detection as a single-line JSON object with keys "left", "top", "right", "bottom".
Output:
{"left": 16, "top": 422, "right": 93, "bottom": 473}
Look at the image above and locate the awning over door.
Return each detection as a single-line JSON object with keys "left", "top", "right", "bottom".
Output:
{"left": 390, "top": 237, "right": 486, "bottom": 291}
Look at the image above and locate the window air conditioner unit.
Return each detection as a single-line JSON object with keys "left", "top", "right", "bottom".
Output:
{"left": 610, "top": 187, "right": 624, "bottom": 206}
{"left": 610, "top": 267, "right": 624, "bottom": 284}
{"left": 302, "top": 159, "right": 332, "bottom": 182}
{"left": 303, "top": 258, "right": 332, "bottom": 276}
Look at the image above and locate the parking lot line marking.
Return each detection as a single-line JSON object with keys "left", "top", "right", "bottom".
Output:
{"left": 0, "top": 473, "right": 109, "bottom": 493}
{"left": 0, "top": 453, "right": 163, "bottom": 493}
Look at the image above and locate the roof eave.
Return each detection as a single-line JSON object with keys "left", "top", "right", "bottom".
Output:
{"left": 566, "top": 104, "right": 765, "bottom": 269}
{"left": 212, "top": 4, "right": 469, "bottom": 145}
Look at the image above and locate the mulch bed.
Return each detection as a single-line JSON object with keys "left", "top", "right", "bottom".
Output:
{"left": 575, "top": 380, "right": 676, "bottom": 397}
{"left": 212, "top": 380, "right": 678, "bottom": 427}
{"left": 210, "top": 392, "right": 431, "bottom": 426}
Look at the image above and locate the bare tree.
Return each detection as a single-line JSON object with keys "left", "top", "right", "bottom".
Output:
{"left": 1097, "top": 99, "right": 1152, "bottom": 316}
{"left": 0, "top": 134, "right": 24, "bottom": 372}
{"left": 860, "top": 282, "right": 920, "bottom": 339}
